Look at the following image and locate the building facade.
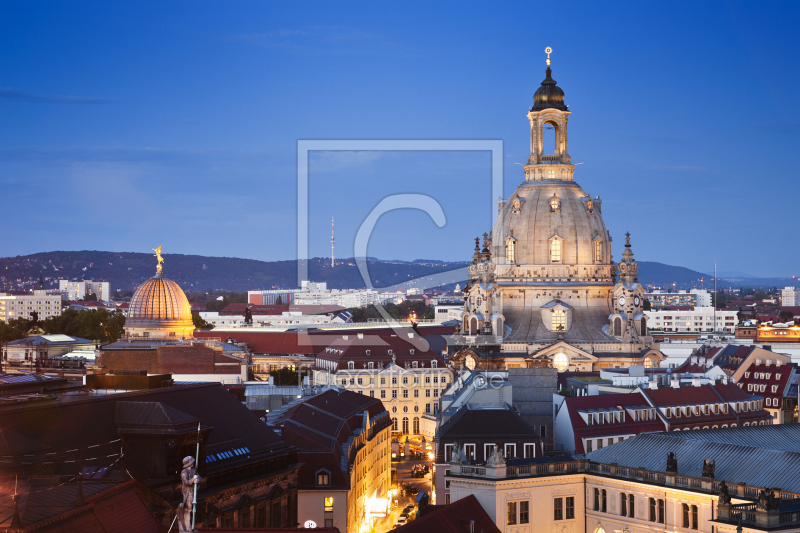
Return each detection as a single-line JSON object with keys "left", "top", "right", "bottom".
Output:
{"left": 781, "top": 286, "right": 800, "bottom": 307}
{"left": 554, "top": 381, "right": 771, "bottom": 454}
{"left": 447, "top": 426, "right": 800, "bottom": 533}
{"left": 644, "top": 307, "right": 738, "bottom": 333}
{"left": 312, "top": 333, "right": 451, "bottom": 437}
{"left": 279, "top": 389, "right": 393, "bottom": 533}
{"left": 0, "top": 291, "right": 62, "bottom": 323}
{"left": 646, "top": 289, "right": 712, "bottom": 308}
{"left": 59, "top": 279, "right": 110, "bottom": 302}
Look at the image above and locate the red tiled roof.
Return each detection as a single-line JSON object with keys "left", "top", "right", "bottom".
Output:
{"left": 316, "top": 333, "right": 445, "bottom": 370}
{"left": 395, "top": 495, "right": 500, "bottom": 533}
{"left": 735, "top": 363, "right": 794, "bottom": 404}
{"left": 563, "top": 393, "right": 662, "bottom": 453}
{"left": 193, "top": 326, "right": 454, "bottom": 355}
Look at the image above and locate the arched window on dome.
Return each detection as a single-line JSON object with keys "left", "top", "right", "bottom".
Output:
{"left": 550, "top": 236, "right": 562, "bottom": 263}
{"left": 505, "top": 236, "right": 516, "bottom": 263}
{"left": 593, "top": 238, "right": 603, "bottom": 263}
{"left": 550, "top": 194, "right": 560, "bottom": 212}
{"left": 551, "top": 309, "right": 566, "bottom": 332}
{"left": 641, "top": 317, "right": 647, "bottom": 335}
{"left": 613, "top": 317, "right": 622, "bottom": 336}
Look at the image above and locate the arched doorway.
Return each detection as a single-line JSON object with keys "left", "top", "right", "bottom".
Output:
{"left": 402, "top": 417, "right": 409, "bottom": 435}
{"left": 413, "top": 417, "right": 420, "bottom": 434}
{"left": 469, "top": 317, "right": 478, "bottom": 335}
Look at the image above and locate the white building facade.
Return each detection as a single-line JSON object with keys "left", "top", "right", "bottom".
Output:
{"left": 781, "top": 286, "right": 800, "bottom": 307}
{"left": 0, "top": 292, "right": 62, "bottom": 323}
{"left": 59, "top": 280, "right": 110, "bottom": 302}
{"left": 644, "top": 307, "right": 737, "bottom": 333}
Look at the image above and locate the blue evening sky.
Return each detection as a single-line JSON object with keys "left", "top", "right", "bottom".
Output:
{"left": 1, "top": 1, "right": 798, "bottom": 277}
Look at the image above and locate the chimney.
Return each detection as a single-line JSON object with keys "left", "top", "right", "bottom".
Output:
{"left": 692, "top": 378, "right": 702, "bottom": 387}
{"left": 776, "top": 360, "right": 783, "bottom": 368}
{"left": 671, "top": 379, "right": 680, "bottom": 389}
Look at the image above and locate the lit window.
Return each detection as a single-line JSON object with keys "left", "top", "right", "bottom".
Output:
{"left": 317, "top": 472, "right": 330, "bottom": 486}
{"left": 550, "top": 195, "right": 560, "bottom": 211}
{"left": 324, "top": 497, "right": 333, "bottom": 511}
{"left": 553, "top": 353, "right": 569, "bottom": 372}
{"left": 550, "top": 238, "right": 562, "bottom": 262}
{"left": 594, "top": 240, "right": 602, "bottom": 262}
{"left": 551, "top": 309, "right": 566, "bottom": 331}
{"left": 506, "top": 239, "right": 515, "bottom": 263}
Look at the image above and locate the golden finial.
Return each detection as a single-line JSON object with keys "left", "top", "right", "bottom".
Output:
{"left": 152, "top": 245, "right": 164, "bottom": 272}
{"left": 545, "top": 46, "right": 552, "bottom": 67}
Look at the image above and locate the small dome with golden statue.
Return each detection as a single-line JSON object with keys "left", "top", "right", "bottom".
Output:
{"left": 125, "top": 246, "right": 194, "bottom": 339}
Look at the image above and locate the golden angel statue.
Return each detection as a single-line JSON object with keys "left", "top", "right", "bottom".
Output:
{"left": 153, "top": 245, "right": 164, "bottom": 272}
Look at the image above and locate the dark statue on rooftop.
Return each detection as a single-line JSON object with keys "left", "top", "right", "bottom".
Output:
{"left": 718, "top": 481, "right": 731, "bottom": 505}
{"left": 244, "top": 306, "right": 253, "bottom": 325}
{"left": 756, "top": 488, "right": 780, "bottom": 512}
{"left": 702, "top": 458, "right": 715, "bottom": 479}
{"left": 666, "top": 452, "right": 678, "bottom": 474}
{"left": 178, "top": 456, "right": 201, "bottom": 532}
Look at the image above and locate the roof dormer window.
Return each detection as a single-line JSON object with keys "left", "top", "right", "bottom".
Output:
{"left": 550, "top": 194, "right": 560, "bottom": 212}
{"left": 348, "top": 361, "right": 354, "bottom": 370}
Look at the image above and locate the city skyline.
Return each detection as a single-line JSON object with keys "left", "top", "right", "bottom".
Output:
{"left": 1, "top": 2, "right": 799, "bottom": 277}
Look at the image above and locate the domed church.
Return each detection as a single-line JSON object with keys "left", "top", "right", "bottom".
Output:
{"left": 449, "top": 50, "right": 663, "bottom": 373}
{"left": 124, "top": 246, "right": 195, "bottom": 339}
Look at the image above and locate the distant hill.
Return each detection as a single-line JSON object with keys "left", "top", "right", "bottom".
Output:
{"left": 0, "top": 251, "right": 790, "bottom": 294}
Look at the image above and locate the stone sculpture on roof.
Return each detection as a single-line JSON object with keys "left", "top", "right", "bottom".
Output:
{"left": 178, "top": 455, "right": 201, "bottom": 532}
{"left": 702, "top": 458, "right": 715, "bottom": 479}
{"left": 666, "top": 452, "right": 678, "bottom": 474}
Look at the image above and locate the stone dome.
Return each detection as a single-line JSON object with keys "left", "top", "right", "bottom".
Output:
{"left": 531, "top": 67, "right": 568, "bottom": 111}
{"left": 125, "top": 270, "right": 194, "bottom": 338}
{"left": 492, "top": 179, "right": 611, "bottom": 274}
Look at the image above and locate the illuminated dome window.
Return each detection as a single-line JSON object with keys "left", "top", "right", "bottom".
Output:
{"left": 550, "top": 194, "right": 560, "bottom": 212}
{"left": 551, "top": 309, "right": 566, "bottom": 331}
{"left": 553, "top": 353, "right": 569, "bottom": 372}
{"left": 465, "top": 355, "right": 476, "bottom": 370}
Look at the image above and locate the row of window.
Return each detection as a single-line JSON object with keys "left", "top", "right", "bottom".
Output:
{"left": 372, "top": 388, "right": 445, "bottom": 399}
{"left": 341, "top": 375, "right": 447, "bottom": 386}
{"left": 591, "top": 490, "right": 697, "bottom": 528}
{"left": 747, "top": 383, "right": 780, "bottom": 394}
{"left": 745, "top": 371, "right": 783, "bottom": 380}
{"left": 444, "top": 442, "right": 537, "bottom": 462}
{"left": 345, "top": 359, "right": 439, "bottom": 369}
{"left": 585, "top": 436, "right": 625, "bottom": 453}
{"left": 504, "top": 237, "right": 604, "bottom": 264}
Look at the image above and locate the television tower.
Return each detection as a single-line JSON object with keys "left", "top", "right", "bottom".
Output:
{"left": 331, "top": 217, "right": 335, "bottom": 268}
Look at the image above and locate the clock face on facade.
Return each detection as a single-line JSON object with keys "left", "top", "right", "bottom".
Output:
{"left": 634, "top": 295, "right": 640, "bottom": 306}
{"left": 618, "top": 296, "right": 626, "bottom": 306}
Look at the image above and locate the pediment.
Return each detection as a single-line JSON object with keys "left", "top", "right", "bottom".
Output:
{"left": 526, "top": 342, "right": 598, "bottom": 362}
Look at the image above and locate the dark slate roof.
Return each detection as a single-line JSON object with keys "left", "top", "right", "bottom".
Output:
{"left": 586, "top": 430, "right": 800, "bottom": 493}
{"left": 438, "top": 404, "right": 539, "bottom": 440}
{"left": 396, "top": 494, "right": 500, "bottom": 533}
{"left": 0, "top": 384, "right": 291, "bottom": 481}
{"left": 8, "top": 335, "right": 93, "bottom": 346}
{"left": 0, "top": 479, "right": 166, "bottom": 531}
{"left": 663, "top": 424, "right": 800, "bottom": 453}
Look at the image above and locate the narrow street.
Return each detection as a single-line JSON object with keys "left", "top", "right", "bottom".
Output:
{"left": 372, "top": 458, "right": 434, "bottom": 532}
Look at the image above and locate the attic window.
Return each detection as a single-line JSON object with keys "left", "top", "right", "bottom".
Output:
{"left": 431, "top": 361, "right": 438, "bottom": 368}
{"left": 366, "top": 350, "right": 371, "bottom": 355}
{"left": 316, "top": 470, "right": 330, "bottom": 487}
{"left": 388, "top": 350, "right": 393, "bottom": 356}
{"left": 410, "top": 349, "right": 415, "bottom": 355}
{"left": 348, "top": 361, "right": 354, "bottom": 370}
{"left": 412, "top": 361, "right": 418, "bottom": 369}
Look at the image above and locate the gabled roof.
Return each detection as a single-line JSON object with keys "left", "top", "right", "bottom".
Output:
{"left": 736, "top": 363, "right": 794, "bottom": 403}
{"left": 396, "top": 494, "right": 500, "bottom": 533}
{"left": 561, "top": 392, "right": 663, "bottom": 453}
{"left": 437, "top": 404, "right": 539, "bottom": 441}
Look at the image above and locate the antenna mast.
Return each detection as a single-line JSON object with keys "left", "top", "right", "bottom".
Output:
{"left": 714, "top": 260, "right": 717, "bottom": 334}
{"left": 331, "top": 217, "right": 335, "bottom": 268}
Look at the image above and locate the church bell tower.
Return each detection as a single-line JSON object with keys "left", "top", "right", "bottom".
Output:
{"left": 525, "top": 47, "right": 575, "bottom": 182}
